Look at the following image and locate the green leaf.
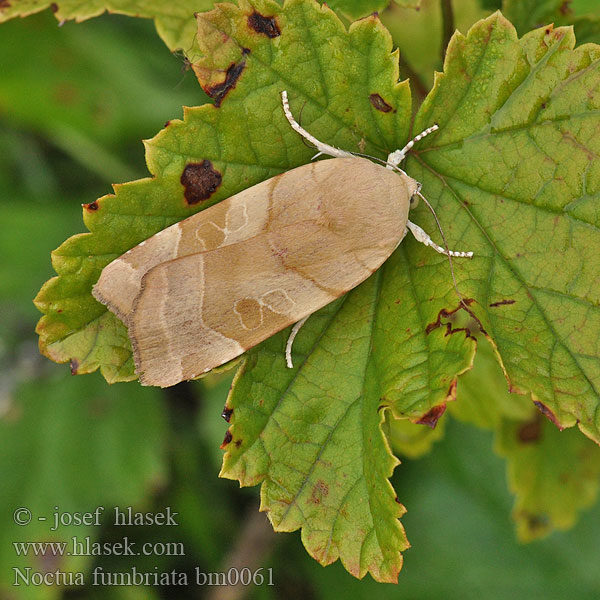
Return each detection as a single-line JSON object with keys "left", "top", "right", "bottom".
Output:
{"left": 452, "top": 339, "right": 600, "bottom": 541}
{"left": 36, "top": 0, "right": 466, "bottom": 581}
{"left": 0, "top": 0, "right": 214, "bottom": 51}
{"left": 497, "top": 415, "right": 600, "bottom": 541}
{"left": 222, "top": 292, "right": 411, "bottom": 583}
{"left": 501, "top": 0, "right": 572, "bottom": 34}
{"left": 384, "top": 410, "right": 446, "bottom": 459}
{"left": 449, "top": 338, "right": 534, "bottom": 430}
{"left": 502, "top": 0, "right": 600, "bottom": 43}
{"left": 34, "top": 0, "right": 600, "bottom": 580}
{"left": 411, "top": 14, "right": 600, "bottom": 442}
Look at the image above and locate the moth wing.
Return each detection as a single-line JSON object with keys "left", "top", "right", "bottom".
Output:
{"left": 92, "top": 157, "right": 412, "bottom": 323}
{"left": 96, "top": 157, "right": 412, "bottom": 386}
{"left": 92, "top": 180, "right": 270, "bottom": 322}
{"left": 130, "top": 217, "right": 406, "bottom": 387}
{"left": 129, "top": 233, "right": 335, "bottom": 387}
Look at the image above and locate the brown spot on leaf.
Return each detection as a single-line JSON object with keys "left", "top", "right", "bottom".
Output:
{"left": 221, "top": 406, "right": 233, "bottom": 422}
{"left": 518, "top": 415, "right": 542, "bottom": 443}
{"left": 181, "top": 160, "right": 222, "bottom": 205}
{"left": 489, "top": 299, "right": 516, "bottom": 308}
{"left": 534, "top": 401, "right": 563, "bottom": 430}
{"left": 204, "top": 59, "right": 247, "bottom": 107}
{"left": 309, "top": 480, "right": 329, "bottom": 504}
{"left": 521, "top": 511, "right": 548, "bottom": 532}
{"left": 426, "top": 298, "right": 484, "bottom": 337}
{"left": 447, "top": 379, "right": 457, "bottom": 401}
{"left": 369, "top": 93, "right": 394, "bottom": 113}
{"left": 220, "top": 430, "right": 233, "bottom": 449}
{"left": 416, "top": 403, "right": 446, "bottom": 429}
{"left": 164, "top": 120, "right": 171, "bottom": 128}
{"left": 247, "top": 12, "right": 281, "bottom": 37}
{"left": 50, "top": 2, "right": 58, "bottom": 12}
{"left": 234, "top": 439, "right": 242, "bottom": 448}
{"left": 70, "top": 359, "right": 79, "bottom": 375}
{"left": 0, "top": 0, "right": 12, "bottom": 6}
{"left": 83, "top": 201, "right": 99, "bottom": 211}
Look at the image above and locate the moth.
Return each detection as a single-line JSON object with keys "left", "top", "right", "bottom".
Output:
{"left": 93, "top": 91, "right": 472, "bottom": 387}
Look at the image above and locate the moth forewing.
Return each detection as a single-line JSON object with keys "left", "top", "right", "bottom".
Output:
{"left": 92, "top": 180, "right": 270, "bottom": 323}
{"left": 93, "top": 157, "right": 417, "bottom": 387}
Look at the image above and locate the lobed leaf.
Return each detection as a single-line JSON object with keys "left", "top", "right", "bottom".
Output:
{"left": 0, "top": 0, "right": 214, "bottom": 51}
{"left": 33, "top": 0, "right": 600, "bottom": 581}
{"left": 35, "top": 0, "right": 467, "bottom": 581}
{"left": 498, "top": 415, "right": 600, "bottom": 541}
{"left": 502, "top": 0, "right": 600, "bottom": 44}
{"left": 452, "top": 340, "right": 600, "bottom": 541}
{"left": 411, "top": 13, "right": 600, "bottom": 442}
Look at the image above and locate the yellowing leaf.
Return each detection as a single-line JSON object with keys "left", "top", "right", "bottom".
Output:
{"left": 498, "top": 416, "right": 600, "bottom": 541}
{"left": 411, "top": 13, "right": 600, "bottom": 442}
{"left": 384, "top": 411, "right": 446, "bottom": 459}
{"left": 453, "top": 339, "right": 600, "bottom": 541}
{"left": 0, "top": 0, "right": 214, "bottom": 51}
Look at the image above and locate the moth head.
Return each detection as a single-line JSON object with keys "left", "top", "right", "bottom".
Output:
{"left": 410, "top": 181, "right": 422, "bottom": 209}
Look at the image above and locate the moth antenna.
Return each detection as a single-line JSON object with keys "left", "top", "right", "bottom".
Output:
{"left": 281, "top": 91, "right": 417, "bottom": 173}
{"left": 414, "top": 190, "right": 473, "bottom": 308}
{"left": 387, "top": 124, "right": 440, "bottom": 169}
{"left": 281, "top": 91, "right": 354, "bottom": 160}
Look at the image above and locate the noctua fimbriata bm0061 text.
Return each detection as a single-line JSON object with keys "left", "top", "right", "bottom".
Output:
{"left": 93, "top": 90, "right": 473, "bottom": 387}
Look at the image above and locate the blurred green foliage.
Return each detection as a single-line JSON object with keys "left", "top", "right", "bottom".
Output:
{"left": 2, "top": 2, "right": 600, "bottom": 598}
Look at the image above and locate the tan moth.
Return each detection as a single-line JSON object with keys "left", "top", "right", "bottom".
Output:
{"left": 92, "top": 91, "right": 473, "bottom": 387}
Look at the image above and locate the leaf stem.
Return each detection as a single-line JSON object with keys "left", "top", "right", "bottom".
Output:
{"left": 440, "top": 0, "right": 455, "bottom": 65}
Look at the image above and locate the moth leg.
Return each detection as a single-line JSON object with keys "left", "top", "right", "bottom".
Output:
{"left": 406, "top": 220, "right": 473, "bottom": 258}
{"left": 285, "top": 315, "right": 310, "bottom": 369}
{"left": 386, "top": 124, "right": 439, "bottom": 169}
{"left": 281, "top": 90, "right": 354, "bottom": 160}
